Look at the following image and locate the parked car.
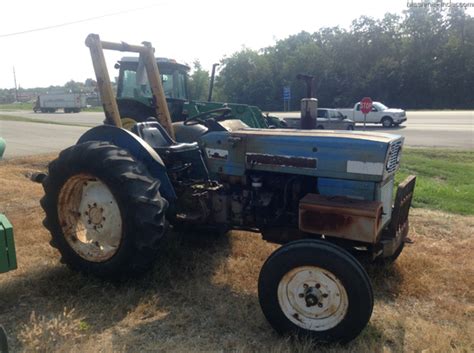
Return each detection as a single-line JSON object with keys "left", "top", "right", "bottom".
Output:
{"left": 336, "top": 101, "right": 406, "bottom": 127}
{"left": 281, "top": 108, "right": 355, "bottom": 130}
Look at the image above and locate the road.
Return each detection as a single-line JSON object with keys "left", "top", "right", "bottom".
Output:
{"left": 0, "top": 110, "right": 472, "bottom": 158}
{"left": 0, "top": 120, "right": 88, "bottom": 158}
{"left": 3, "top": 110, "right": 103, "bottom": 127}
{"left": 270, "top": 110, "right": 473, "bottom": 149}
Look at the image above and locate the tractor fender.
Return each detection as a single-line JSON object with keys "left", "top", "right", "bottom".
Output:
{"left": 77, "top": 125, "right": 176, "bottom": 201}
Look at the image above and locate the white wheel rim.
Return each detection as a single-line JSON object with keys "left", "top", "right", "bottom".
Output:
{"left": 58, "top": 174, "right": 123, "bottom": 262}
{"left": 277, "top": 266, "right": 349, "bottom": 331}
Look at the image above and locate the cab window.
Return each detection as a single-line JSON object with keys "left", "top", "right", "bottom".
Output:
{"left": 118, "top": 68, "right": 186, "bottom": 100}
{"left": 317, "top": 109, "right": 328, "bottom": 118}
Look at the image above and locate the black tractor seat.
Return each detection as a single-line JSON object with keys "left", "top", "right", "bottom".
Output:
{"left": 131, "top": 121, "right": 199, "bottom": 153}
{"left": 131, "top": 121, "right": 209, "bottom": 180}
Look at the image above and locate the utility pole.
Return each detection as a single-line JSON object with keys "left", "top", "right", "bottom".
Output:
{"left": 13, "top": 66, "right": 18, "bottom": 102}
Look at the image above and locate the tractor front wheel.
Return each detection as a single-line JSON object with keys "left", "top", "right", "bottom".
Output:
{"left": 258, "top": 239, "right": 373, "bottom": 343}
{"left": 41, "top": 141, "right": 168, "bottom": 278}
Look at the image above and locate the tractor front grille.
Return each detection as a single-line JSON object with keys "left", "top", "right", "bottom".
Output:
{"left": 386, "top": 141, "right": 402, "bottom": 173}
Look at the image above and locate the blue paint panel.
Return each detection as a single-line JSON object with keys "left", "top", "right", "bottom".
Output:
{"left": 201, "top": 131, "right": 246, "bottom": 177}
{"left": 240, "top": 131, "right": 391, "bottom": 182}
{"left": 201, "top": 129, "right": 402, "bottom": 182}
{"left": 318, "top": 178, "right": 375, "bottom": 201}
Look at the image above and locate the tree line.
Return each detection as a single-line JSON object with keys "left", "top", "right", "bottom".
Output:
{"left": 0, "top": 79, "right": 98, "bottom": 104}
{"left": 190, "top": 6, "right": 474, "bottom": 110}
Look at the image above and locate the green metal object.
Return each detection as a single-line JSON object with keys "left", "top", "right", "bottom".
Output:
{"left": 0, "top": 137, "right": 5, "bottom": 159}
{"left": 115, "top": 57, "right": 284, "bottom": 129}
{"left": 183, "top": 101, "right": 269, "bottom": 129}
{"left": 0, "top": 214, "right": 17, "bottom": 274}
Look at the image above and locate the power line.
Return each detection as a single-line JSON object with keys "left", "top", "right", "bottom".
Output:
{"left": 0, "top": 3, "right": 166, "bottom": 38}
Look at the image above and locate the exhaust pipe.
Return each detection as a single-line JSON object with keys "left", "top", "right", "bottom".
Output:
{"left": 297, "top": 74, "right": 317, "bottom": 129}
{"left": 208, "top": 63, "right": 219, "bottom": 102}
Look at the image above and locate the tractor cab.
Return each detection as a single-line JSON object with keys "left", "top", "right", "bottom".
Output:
{"left": 116, "top": 57, "right": 189, "bottom": 102}
{"left": 115, "top": 56, "right": 271, "bottom": 129}
{"left": 115, "top": 57, "right": 190, "bottom": 122}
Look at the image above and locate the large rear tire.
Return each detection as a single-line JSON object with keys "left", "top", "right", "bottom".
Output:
{"left": 41, "top": 141, "right": 168, "bottom": 278}
{"left": 258, "top": 239, "right": 373, "bottom": 343}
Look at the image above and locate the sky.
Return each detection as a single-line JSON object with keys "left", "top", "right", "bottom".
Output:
{"left": 0, "top": 0, "right": 470, "bottom": 89}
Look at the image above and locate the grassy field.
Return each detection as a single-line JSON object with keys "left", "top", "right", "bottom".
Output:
{"left": 0, "top": 102, "right": 33, "bottom": 111}
{"left": 0, "top": 103, "right": 102, "bottom": 113}
{"left": 0, "top": 152, "right": 473, "bottom": 352}
{"left": 396, "top": 149, "right": 474, "bottom": 215}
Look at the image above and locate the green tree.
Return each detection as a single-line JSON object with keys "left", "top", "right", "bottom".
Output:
{"left": 64, "top": 80, "right": 84, "bottom": 93}
{"left": 214, "top": 7, "right": 474, "bottom": 110}
{"left": 188, "top": 61, "right": 210, "bottom": 101}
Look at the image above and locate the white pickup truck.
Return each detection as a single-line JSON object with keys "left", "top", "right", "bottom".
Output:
{"left": 337, "top": 102, "right": 407, "bottom": 127}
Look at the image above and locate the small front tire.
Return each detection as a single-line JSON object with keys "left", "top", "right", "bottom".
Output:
{"left": 258, "top": 239, "right": 373, "bottom": 343}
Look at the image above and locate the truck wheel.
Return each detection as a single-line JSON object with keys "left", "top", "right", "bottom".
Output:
{"left": 381, "top": 117, "right": 393, "bottom": 128}
{"left": 316, "top": 125, "right": 324, "bottom": 129}
{"left": 347, "top": 125, "right": 354, "bottom": 130}
{"left": 41, "top": 141, "right": 168, "bottom": 278}
{"left": 258, "top": 239, "right": 373, "bottom": 343}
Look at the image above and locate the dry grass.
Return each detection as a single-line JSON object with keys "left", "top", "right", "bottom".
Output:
{"left": 0, "top": 155, "right": 473, "bottom": 352}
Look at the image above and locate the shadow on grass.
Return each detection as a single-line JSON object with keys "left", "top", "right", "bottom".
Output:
{"left": 0, "top": 230, "right": 406, "bottom": 352}
{"left": 0, "top": 229, "right": 263, "bottom": 351}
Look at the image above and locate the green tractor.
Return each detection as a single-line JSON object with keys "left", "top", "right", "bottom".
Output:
{"left": 0, "top": 139, "right": 17, "bottom": 276}
{"left": 114, "top": 56, "right": 277, "bottom": 129}
{"left": 0, "top": 215, "right": 16, "bottom": 275}
{"left": 40, "top": 35, "right": 415, "bottom": 344}
{"left": 0, "top": 138, "right": 5, "bottom": 159}
{"left": 0, "top": 214, "right": 16, "bottom": 351}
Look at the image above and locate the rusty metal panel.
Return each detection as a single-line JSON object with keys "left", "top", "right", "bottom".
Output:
{"left": 388, "top": 175, "right": 416, "bottom": 237}
{"left": 299, "top": 194, "right": 383, "bottom": 243}
{"left": 380, "top": 175, "right": 416, "bottom": 257}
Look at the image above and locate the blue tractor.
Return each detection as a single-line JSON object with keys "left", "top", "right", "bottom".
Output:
{"left": 40, "top": 35, "right": 416, "bottom": 343}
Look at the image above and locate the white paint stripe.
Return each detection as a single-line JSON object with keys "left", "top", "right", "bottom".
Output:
{"left": 206, "top": 148, "right": 228, "bottom": 160}
{"left": 347, "top": 160, "right": 384, "bottom": 176}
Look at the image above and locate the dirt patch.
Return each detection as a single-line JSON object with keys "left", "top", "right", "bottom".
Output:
{"left": 0, "top": 155, "right": 473, "bottom": 352}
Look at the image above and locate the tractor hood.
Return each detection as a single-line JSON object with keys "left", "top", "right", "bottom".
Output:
{"left": 201, "top": 128, "right": 404, "bottom": 182}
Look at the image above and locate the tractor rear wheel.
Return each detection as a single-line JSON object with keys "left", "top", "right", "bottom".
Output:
{"left": 258, "top": 239, "right": 373, "bottom": 343}
{"left": 41, "top": 141, "right": 168, "bottom": 278}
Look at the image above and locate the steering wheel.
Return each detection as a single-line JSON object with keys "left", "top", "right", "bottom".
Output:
{"left": 184, "top": 107, "right": 232, "bottom": 126}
